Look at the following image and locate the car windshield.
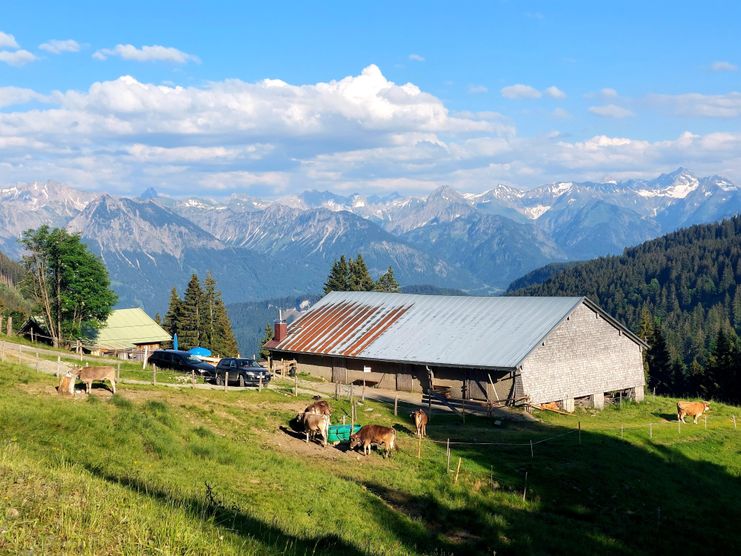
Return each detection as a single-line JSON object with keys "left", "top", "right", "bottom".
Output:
{"left": 187, "top": 355, "right": 202, "bottom": 363}
{"left": 237, "top": 360, "right": 259, "bottom": 368}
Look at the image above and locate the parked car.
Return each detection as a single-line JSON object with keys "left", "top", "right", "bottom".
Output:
{"left": 214, "top": 358, "right": 271, "bottom": 387}
{"left": 147, "top": 350, "right": 216, "bottom": 376}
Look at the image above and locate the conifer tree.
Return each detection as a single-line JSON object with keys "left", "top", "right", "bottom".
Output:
{"left": 374, "top": 266, "right": 400, "bottom": 293}
{"left": 202, "top": 272, "right": 218, "bottom": 349}
{"left": 178, "top": 274, "right": 203, "bottom": 349}
{"left": 349, "top": 254, "right": 374, "bottom": 291}
{"left": 647, "top": 326, "right": 673, "bottom": 394}
{"left": 211, "top": 295, "right": 239, "bottom": 357}
{"left": 704, "top": 328, "right": 736, "bottom": 400}
{"left": 323, "top": 256, "right": 351, "bottom": 294}
{"left": 259, "top": 322, "right": 274, "bottom": 360}
{"left": 162, "top": 287, "right": 182, "bottom": 338}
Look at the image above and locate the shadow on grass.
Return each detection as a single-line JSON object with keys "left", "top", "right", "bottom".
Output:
{"left": 81, "top": 463, "right": 365, "bottom": 556}
{"left": 651, "top": 412, "right": 678, "bottom": 421}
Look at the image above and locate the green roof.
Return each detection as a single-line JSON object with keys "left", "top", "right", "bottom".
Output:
{"left": 92, "top": 308, "right": 171, "bottom": 350}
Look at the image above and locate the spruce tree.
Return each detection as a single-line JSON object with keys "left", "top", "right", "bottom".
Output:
{"left": 162, "top": 287, "right": 181, "bottom": 337}
{"left": 259, "top": 322, "right": 274, "bottom": 360}
{"left": 647, "top": 326, "right": 673, "bottom": 394}
{"left": 178, "top": 274, "right": 203, "bottom": 349}
{"left": 211, "top": 295, "right": 239, "bottom": 357}
{"left": 202, "top": 272, "right": 218, "bottom": 349}
{"left": 374, "top": 266, "right": 400, "bottom": 293}
{"left": 705, "top": 328, "right": 736, "bottom": 400}
{"left": 349, "top": 254, "right": 374, "bottom": 291}
{"left": 323, "top": 256, "right": 351, "bottom": 294}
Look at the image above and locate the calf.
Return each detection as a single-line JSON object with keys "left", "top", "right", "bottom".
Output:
{"left": 410, "top": 409, "right": 428, "bottom": 438}
{"left": 298, "top": 412, "right": 329, "bottom": 447}
{"left": 75, "top": 366, "right": 117, "bottom": 395}
{"left": 677, "top": 401, "right": 710, "bottom": 424}
{"left": 349, "top": 425, "right": 397, "bottom": 458}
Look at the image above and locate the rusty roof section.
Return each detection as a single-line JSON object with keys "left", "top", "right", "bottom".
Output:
{"left": 269, "top": 291, "right": 632, "bottom": 369}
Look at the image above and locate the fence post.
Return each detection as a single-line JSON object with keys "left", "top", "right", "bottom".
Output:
{"left": 294, "top": 373, "right": 298, "bottom": 397}
{"left": 522, "top": 471, "right": 528, "bottom": 502}
{"left": 446, "top": 439, "right": 450, "bottom": 472}
{"left": 152, "top": 365, "right": 157, "bottom": 385}
{"left": 225, "top": 372, "right": 229, "bottom": 392}
{"left": 578, "top": 421, "right": 582, "bottom": 445}
{"left": 394, "top": 395, "right": 398, "bottom": 417}
{"left": 454, "top": 458, "right": 462, "bottom": 484}
{"left": 530, "top": 439, "right": 534, "bottom": 459}
{"left": 733, "top": 415, "right": 737, "bottom": 430}
{"left": 116, "top": 362, "right": 121, "bottom": 381}
{"left": 142, "top": 346, "right": 148, "bottom": 370}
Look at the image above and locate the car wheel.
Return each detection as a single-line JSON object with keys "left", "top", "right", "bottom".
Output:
{"left": 238, "top": 375, "right": 245, "bottom": 388}
{"left": 216, "top": 375, "right": 223, "bottom": 386}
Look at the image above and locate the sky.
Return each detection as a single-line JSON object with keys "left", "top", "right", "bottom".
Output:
{"left": 1, "top": 0, "right": 740, "bottom": 197}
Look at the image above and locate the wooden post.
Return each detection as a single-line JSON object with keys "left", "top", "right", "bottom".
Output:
{"left": 733, "top": 415, "right": 737, "bottom": 430}
{"left": 394, "top": 395, "right": 398, "bottom": 416}
{"left": 522, "top": 471, "right": 528, "bottom": 502}
{"left": 116, "top": 362, "right": 121, "bottom": 381}
{"left": 417, "top": 435, "right": 421, "bottom": 459}
{"left": 342, "top": 415, "right": 346, "bottom": 425}
{"left": 294, "top": 373, "right": 298, "bottom": 397}
{"left": 530, "top": 439, "right": 534, "bottom": 459}
{"left": 362, "top": 379, "right": 365, "bottom": 402}
{"left": 649, "top": 423, "right": 653, "bottom": 439}
{"left": 446, "top": 439, "right": 450, "bottom": 472}
{"left": 142, "top": 346, "right": 148, "bottom": 369}
{"left": 224, "top": 372, "right": 229, "bottom": 392}
{"left": 7, "top": 316, "right": 12, "bottom": 336}
{"left": 578, "top": 421, "right": 582, "bottom": 445}
{"left": 350, "top": 383, "right": 354, "bottom": 402}
{"left": 152, "top": 365, "right": 157, "bottom": 385}
{"left": 31, "top": 329, "right": 34, "bottom": 343}
{"left": 259, "top": 374, "right": 263, "bottom": 392}
{"left": 454, "top": 458, "right": 462, "bottom": 484}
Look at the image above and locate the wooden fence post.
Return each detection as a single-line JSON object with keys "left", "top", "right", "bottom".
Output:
{"left": 152, "top": 365, "right": 157, "bottom": 385}
{"left": 142, "top": 346, "right": 148, "bottom": 369}
{"left": 7, "top": 316, "right": 12, "bottom": 336}
{"left": 530, "top": 439, "right": 534, "bottom": 459}
{"left": 733, "top": 415, "right": 737, "bottom": 430}
{"left": 454, "top": 458, "right": 462, "bottom": 484}
{"left": 116, "top": 362, "right": 121, "bottom": 381}
{"left": 394, "top": 395, "right": 398, "bottom": 416}
{"left": 446, "top": 439, "right": 450, "bottom": 472}
{"left": 225, "top": 372, "right": 229, "bottom": 392}
{"left": 294, "top": 373, "right": 298, "bottom": 397}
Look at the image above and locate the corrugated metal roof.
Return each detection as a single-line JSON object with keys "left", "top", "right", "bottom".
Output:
{"left": 92, "top": 308, "right": 172, "bottom": 350}
{"left": 272, "top": 291, "right": 588, "bottom": 369}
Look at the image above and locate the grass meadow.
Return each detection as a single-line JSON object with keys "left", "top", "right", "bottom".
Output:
{"left": 0, "top": 359, "right": 739, "bottom": 555}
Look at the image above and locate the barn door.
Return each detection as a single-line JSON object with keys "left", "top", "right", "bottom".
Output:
{"left": 331, "top": 358, "right": 346, "bottom": 384}
{"left": 466, "top": 370, "right": 490, "bottom": 401}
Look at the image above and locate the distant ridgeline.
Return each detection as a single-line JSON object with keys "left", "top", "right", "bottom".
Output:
{"left": 509, "top": 215, "right": 741, "bottom": 401}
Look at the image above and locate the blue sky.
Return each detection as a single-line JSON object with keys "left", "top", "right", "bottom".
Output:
{"left": 1, "top": 0, "right": 739, "bottom": 196}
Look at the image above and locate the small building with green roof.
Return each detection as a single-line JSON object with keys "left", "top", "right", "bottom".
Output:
{"left": 88, "top": 308, "right": 171, "bottom": 357}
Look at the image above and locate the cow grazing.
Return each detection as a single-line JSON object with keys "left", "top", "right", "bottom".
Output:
{"left": 56, "top": 371, "right": 75, "bottom": 396}
{"left": 75, "top": 366, "right": 117, "bottom": 395}
{"left": 410, "top": 409, "right": 428, "bottom": 438}
{"left": 298, "top": 412, "right": 329, "bottom": 447}
{"left": 677, "top": 401, "right": 711, "bottom": 424}
{"left": 349, "top": 425, "right": 397, "bottom": 458}
{"left": 304, "top": 399, "right": 332, "bottom": 419}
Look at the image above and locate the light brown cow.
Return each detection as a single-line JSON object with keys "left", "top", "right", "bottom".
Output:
{"left": 410, "top": 409, "right": 428, "bottom": 438}
{"left": 56, "top": 371, "right": 75, "bottom": 396}
{"left": 298, "top": 412, "right": 329, "bottom": 447}
{"left": 677, "top": 401, "right": 710, "bottom": 424}
{"left": 75, "top": 366, "right": 117, "bottom": 395}
{"left": 304, "top": 399, "right": 332, "bottom": 419}
{"left": 349, "top": 425, "right": 397, "bottom": 458}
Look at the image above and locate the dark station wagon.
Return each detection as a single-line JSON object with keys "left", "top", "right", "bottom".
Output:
{"left": 147, "top": 350, "right": 216, "bottom": 376}
{"left": 214, "top": 358, "right": 271, "bottom": 387}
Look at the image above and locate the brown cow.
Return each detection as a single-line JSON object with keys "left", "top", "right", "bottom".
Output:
{"left": 75, "top": 366, "right": 117, "bottom": 395}
{"left": 56, "top": 371, "right": 75, "bottom": 396}
{"left": 304, "top": 399, "right": 332, "bottom": 418}
{"left": 677, "top": 401, "right": 710, "bottom": 424}
{"left": 349, "top": 425, "right": 397, "bottom": 458}
{"left": 410, "top": 409, "right": 428, "bottom": 438}
{"left": 298, "top": 412, "right": 329, "bottom": 447}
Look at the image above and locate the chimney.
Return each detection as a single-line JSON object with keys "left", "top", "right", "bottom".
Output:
{"left": 274, "top": 309, "right": 287, "bottom": 342}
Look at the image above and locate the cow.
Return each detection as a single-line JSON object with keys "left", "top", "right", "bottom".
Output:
{"left": 56, "top": 371, "right": 75, "bottom": 396}
{"left": 349, "top": 425, "right": 397, "bottom": 458}
{"left": 75, "top": 366, "right": 117, "bottom": 395}
{"left": 410, "top": 409, "right": 428, "bottom": 438}
{"left": 303, "top": 399, "right": 332, "bottom": 419}
{"left": 297, "top": 412, "right": 329, "bottom": 447}
{"left": 677, "top": 401, "right": 711, "bottom": 424}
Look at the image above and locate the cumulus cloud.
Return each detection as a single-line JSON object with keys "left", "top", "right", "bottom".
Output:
{"left": 501, "top": 84, "right": 542, "bottom": 99}
{"left": 0, "top": 31, "right": 19, "bottom": 49}
{"left": 408, "top": 53, "right": 425, "bottom": 62}
{"left": 711, "top": 61, "right": 737, "bottom": 72}
{"left": 545, "top": 86, "right": 566, "bottom": 99}
{"left": 0, "top": 86, "right": 46, "bottom": 107}
{"left": 39, "top": 39, "right": 81, "bottom": 54}
{"left": 650, "top": 92, "right": 741, "bottom": 118}
{"left": 0, "top": 49, "right": 37, "bottom": 66}
{"left": 589, "top": 104, "right": 634, "bottom": 118}
{"left": 93, "top": 44, "right": 200, "bottom": 63}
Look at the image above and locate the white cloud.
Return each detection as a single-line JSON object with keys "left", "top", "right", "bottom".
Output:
{"left": 0, "top": 86, "right": 45, "bottom": 107}
{"left": 601, "top": 87, "right": 618, "bottom": 98}
{"left": 711, "top": 61, "right": 737, "bottom": 72}
{"left": 468, "top": 84, "right": 488, "bottom": 94}
{"left": 408, "top": 53, "right": 425, "bottom": 62}
{"left": 545, "top": 86, "right": 566, "bottom": 99}
{"left": 93, "top": 44, "right": 200, "bottom": 64}
{"left": 501, "top": 84, "right": 541, "bottom": 99}
{"left": 552, "top": 107, "right": 570, "bottom": 119}
{"left": 39, "top": 39, "right": 81, "bottom": 54}
{"left": 650, "top": 92, "right": 741, "bottom": 118}
{"left": 0, "top": 32, "right": 19, "bottom": 49}
{"left": 0, "top": 49, "right": 38, "bottom": 66}
{"left": 589, "top": 104, "right": 634, "bottom": 118}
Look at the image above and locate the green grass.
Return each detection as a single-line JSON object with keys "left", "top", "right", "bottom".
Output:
{"left": 0, "top": 361, "right": 739, "bottom": 555}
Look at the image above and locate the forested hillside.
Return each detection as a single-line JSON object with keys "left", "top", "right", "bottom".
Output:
{"left": 0, "top": 250, "right": 31, "bottom": 322}
{"left": 511, "top": 216, "right": 741, "bottom": 403}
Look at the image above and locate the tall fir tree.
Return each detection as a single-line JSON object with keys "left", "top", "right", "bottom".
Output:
{"left": 211, "top": 291, "right": 239, "bottom": 357}
{"left": 704, "top": 328, "right": 737, "bottom": 401}
{"left": 647, "top": 326, "right": 673, "bottom": 394}
{"left": 259, "top": 322, "right": 274, "bottom": 360}
{"left": 374, "top": 266, "right": 400, "bottom": 293}
{"left": 349, "top": 254, "right": 374, "bottom": 291}
{"left": 178, "top": 274, "right": 203, "bottom": 349}
{"left": 162, "top": 287, "right": 182, "bottom": 338}
{"left": 323, "top": 256, "right": 351, "bottom": 294}
{"left": 202, "top": 272, "right": 218, "bottom": 350}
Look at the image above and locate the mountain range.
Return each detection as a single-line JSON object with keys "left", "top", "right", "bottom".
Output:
{"left": 1, "top": 167, "right": 739, "bottom": 315}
